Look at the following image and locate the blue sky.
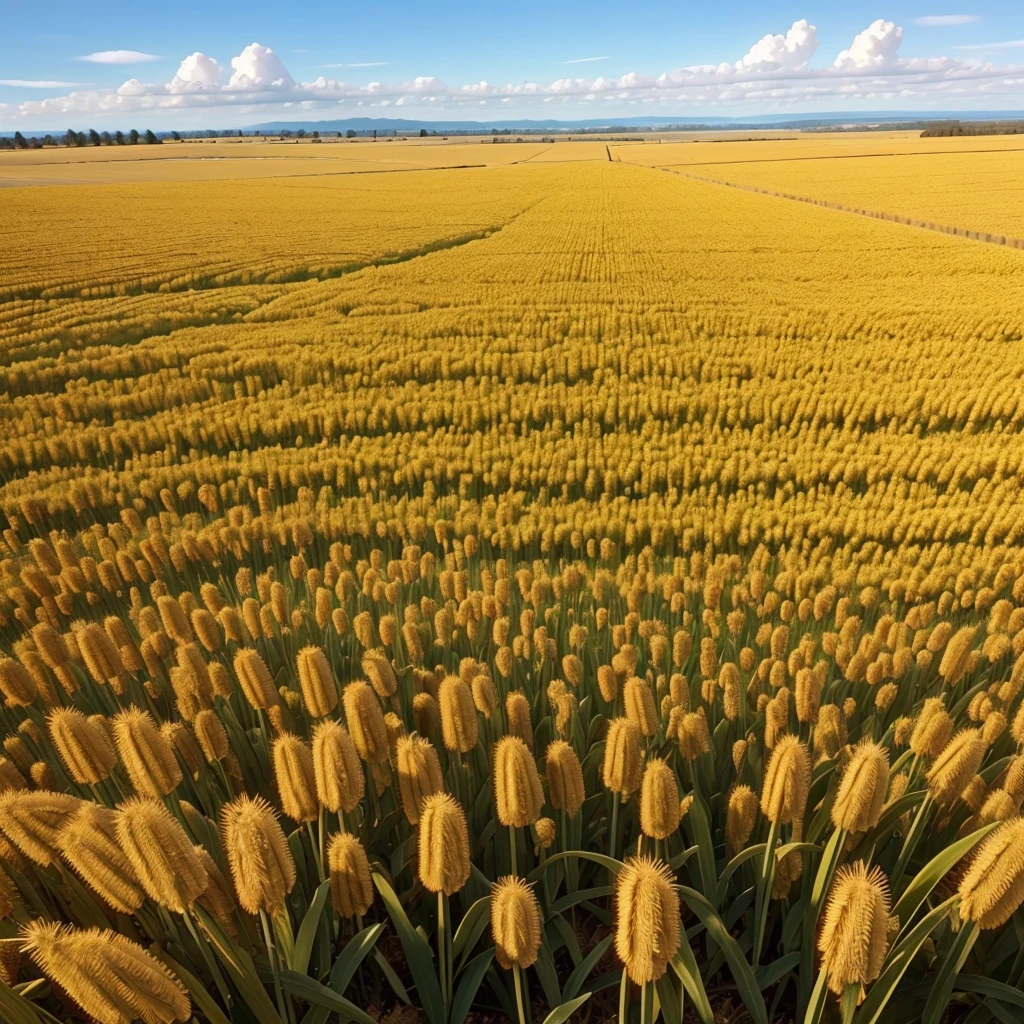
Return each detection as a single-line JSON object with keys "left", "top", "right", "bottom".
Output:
{"left": 2, "top": 3, "right": 1023, "bottom": 128}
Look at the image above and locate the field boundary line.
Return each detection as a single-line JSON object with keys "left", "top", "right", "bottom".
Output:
{"left": 643, "top": 163, "right": 1024, "bottom": 251}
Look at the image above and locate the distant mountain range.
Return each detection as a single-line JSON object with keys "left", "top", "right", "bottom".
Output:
{"left": 246, "top": 111, "right": 1024, "bottom": 133}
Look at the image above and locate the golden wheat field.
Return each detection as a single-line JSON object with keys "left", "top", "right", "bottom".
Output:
{"left": 2, "top": 133, "right": 1024, "bottom": 1024}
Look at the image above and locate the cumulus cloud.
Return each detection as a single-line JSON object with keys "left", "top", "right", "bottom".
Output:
{"left": 740, "top": 19, "right": 819, "bottom": 70}
{"left": 228, "top": 43, "right": 294, "bottom": 89}
{"left": 834, "top": 19, "right": 903, "bottom": 70}
{"left": 8, "top": 23, "right": 1024, "bottom": 126}
{"left": 78, "top": 50, "right": 161, "bottom": 64}
{"left": 169, "top": 53, "right": 223, "bottom": 92}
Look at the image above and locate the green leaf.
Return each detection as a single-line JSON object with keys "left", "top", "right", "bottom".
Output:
{"left": 955, "top": 974, "right": 1024, "bottom": 1010}
{"left": 278, "top": 970, "right": 378, "bottom": 1024}
{"left": 801, "top": 969, "right": 829, "bottom": 1024}
{"left": 891, "top": 824, "right": 997, "bottom": 930}
{"left": 373, "top": 948, "right": 412, "bottom": 1005}
{"left": 670, "top": 944, "right": 714, "bottom": 1024}
{"left": 549, "top": 885, "right": 613, "bottom": 915}
{"left": 372, "top": 872, "right": 447, "bottom": 1024}
{"left": 528, "top": 848, "right": 624, "bottom": 883}
{"left": 754, "top": 952, "right": 800, "bottom": 990}
{"left": 449, "top": 948, "right": 494, "bottom": 1024}
{"left": 535, "top": 934, "right": 563, "bottom": 1009}
{"left": 688, "top": 795, "right": 719, "bottom": 905}
{"left": 563, "top": 935, "right": 613, "bottom": 1001}
{"left": 679, "top": 885, "right": 769, "bottom": 1024}
{"left": 0, "top": 978, "right": 47, "bottom": 1024}
{"left": 656, "top": 970, "right": 684, "bottom": 1024}
{"left": 540, "top": 992, "right": 592, "bottom": 1024}
{"left": 328, "top": 923, "right": 385, "bottom": 998}
{"left": 921, "top": 921, "right": 978, "bottom": 1024}
{"left": 855, "top": 896, "right": 959, "bottom": 1024}
{"left": 451, "top": 895, "right": 491, "bottom": 971}
{"left": 151, "top": 946, "right": 233, "bottom": 1024}
{"left": 551, "top": 913, "right": 583, "bottom": 966}
{"left": 293, "top": 879, "right": 331, "bottom": 977}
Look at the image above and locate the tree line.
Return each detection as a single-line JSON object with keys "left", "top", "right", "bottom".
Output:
{"left": 1, "top": 128, "right": 162, "bottom": 150}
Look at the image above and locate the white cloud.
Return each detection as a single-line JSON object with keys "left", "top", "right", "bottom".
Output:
{"left": 9, "top": 24, "right": 1024, "bottom": 127}
{"left": 954, "top": 39, "right": 1024, "bottom": 51}
{"left": 0, "top": 79, "right": 85, "bottom": 88}
{"left": 740, "top": 19, "right": 819, "bottom": 70}
{"left": 169, "top": 53, "right": 223, "bottom": 92}
{"left": 321, "top": 61, "right": 389, "bottom": 68}
{"left": 562, "top": 56, "right": 611, "bottom": 65}
{"left": 915, "top": 15, "right": 981, "bottom": 27}
{"left": 228, "top": 43, "right": 294, "bottom": 89}
{"left": 78, "top": 50, "right": 161, "bottom": 64}
{"left": 834, "top": 19, "right": 903, "bottom": 70}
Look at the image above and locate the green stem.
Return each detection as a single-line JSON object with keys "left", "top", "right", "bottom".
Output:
{"left": 513, "top": 963, "right": 528, "bottom": 1024}
{"left": 259, "top": 908, "right": 290, "bottom": 1024}
{"left": 609, "top": 792, "right": 620, "bottom": 859}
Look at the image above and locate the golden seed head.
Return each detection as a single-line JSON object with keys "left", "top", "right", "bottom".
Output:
{"left": 818, "top": 862, "right": 891, "bottom": 996}
{"left": 562, "top": 654, "right": 583, "bottom": 688}
{"left": 640, "top": 759, "right": 681, "bottom": 840}
{"left": 910, "top": 698, "right": 953, "bottom": 758}
{"left": 112, "top": 706, "right": 182, "bottom": 798}
{"left": 272, "top": 734, "right": 318, "bottom": 823}
{"left": 978, "top": 789, "right": 1018, "bottom": 825}
{"left": 678, "top": 711, "right": 710, "bottom": 761}
{"left": 233, "top": 648, "right": 279, "bottom": 711}
{"left": 413, "top": 691, "right": 441, "bottom": 742}
{"left": 624, "top": 677, "right": 659, "bottom": 738}
{"left": 21, "top": 920, "right": 191, "bottom": 1024}
{"left": 603, "top": 718, "right": 643, "bottom": 796}
{"left": 727, "top": 785, "right": 759, "bottom": 854}
{"left": 545, "top": 740, "right": 585, "bottom": 817}
{"left": 439, "top": 675, "right": 479, "bottom": 754}
{"left": 362, "top": 649, "right": 398, "bottom": 699}
{"left": 0, "top": 758, "right": 27, "bottom": 795}
{"left": 156, "top": 595, "right": 193, "bottom": 646}
{"left": 0, "top": 790, "right": 81, "bottom": 866}
{"left": 472, "top": 674, "right": 499, "bottom": 718}
{"left": 534, "top": 817, "right": 556, "bottom": 849}
{"left": 194, "top": 845, "right": 237, "bottom": 927}
{"left": 597, "top": 664, "right": 620, "bottom": 702}
{"left": 312, "top": 720, "right": 365, "bottom": 813}
{"left": 418, "top": 792, "right": 470, "bottom": 895}
{"left": 47, "top": 707, "right": 116, "bottom": 785}
{"left": 927, "top": 728, "right": 987, "bottom": 807}
{"left": 505, "top": 691, "right": 534, "bottom": 749}
{"left": 491, "top": 876, "right": 542, "bottom": 969}
{"left": 0, "top": 659, "right": 36, "bottom": 707}
{"left": 221, "top": 794, "right": 296, "bottom": 915}
{"left": 959, "top": 819, "right": 1024, "bottom": 928}
{"left": 295, "top": 646, "right": 337, "bottom": 718}
{"left": 395, "top": 735, "right": 444, "bottom": 825}
{"left": 831, "top": 741, "right": 890, "bottom": 834}
{"left": 116, "top": 797, "right": 208, "bottom": 913}
{"left": 761, "top": 735, "right": 811, "bottom": 828}
{"left": 938, "top": 626, "right": 977, "bottom": 686}
{"left": 190, "top": 609, "right": 221, "bottom": 653}
{"left": 342, "top": 680, "right": 390, "bottom": 764}
{"left": 193, "top": 710, "right": 229, "bottom": 763}
{"left": 494, "top": 736, "right": 544, "bottom": 828}
{"left": 1003, "top": 756, "right": 1024, "bottom": 804}
{"left": 327, "top": 832, "right": 374, "bottom": 918}
{"left": 31, "top": 623, "right": 69, "bottom": 669}
{"left": 56, "top": 803, "right": 144, "bottom": 914}
{"left": 614, "top": 856, "right": 681, "bottom": 984}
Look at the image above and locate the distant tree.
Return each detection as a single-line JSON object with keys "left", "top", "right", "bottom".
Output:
{"left": 65, "top": 129, "right": 78, "bottom": 147}
{"left": 281, "top": 129, "right": 292, "bottom": 138}
{"left": 171, "top": 131, "right": 181, "bottom": 141}
{"left": 88, "top": 129, "right": 101, "bottom": 147}
{"left": 312, "top": 130, "right": 319, "bottom": 139}
{"left": 372, "top": 129, "right": 377, "bottom": 139}
{"left": 100, "top": 131, "right": 112, "bottom": 145}
{"left": 297, "top": 129, "right": 306, "bottom": 138}
{"left": 43, "top": 134, "right": 56, "bottom": 147}
{"left": 254, "top": 130, "right": 260, "bottom": 137}
{"left": 76, "top": 131, "right": 88, "bottom": 146}
{"left": 346, "top": 129, "right": 356, "bottom": 138}
{"left": 114, "top": 130, "right": 125, "bottom": 145}
{"left": 13, "top": 131, "right": 27, "bottom": 149}
{"left": 128, "top": 128, "right": 140, "bottom": 144}
{"left": 419, "top": 128, "right": 428, "bottom": 137}
{"left": 144, "top": 129, "right": 160, "bottom": 144}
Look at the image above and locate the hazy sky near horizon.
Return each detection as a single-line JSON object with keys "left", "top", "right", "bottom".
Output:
{"left": 2, "top": 2, "right": 1024, "bottom": 129}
